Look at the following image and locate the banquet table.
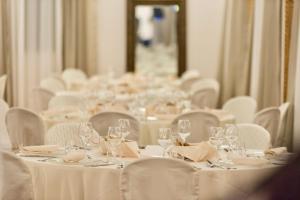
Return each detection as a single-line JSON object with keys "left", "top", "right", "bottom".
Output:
{"left": 20, "top": 151, "right": 278, "bottom": 200}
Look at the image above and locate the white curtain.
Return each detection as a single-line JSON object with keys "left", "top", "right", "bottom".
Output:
{"left": 0, "top": 0, "right": 63, "bottom": 107}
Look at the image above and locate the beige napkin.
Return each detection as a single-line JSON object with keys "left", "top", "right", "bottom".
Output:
{"left": 63, "top": 151, "right": 86, "bottom": 163}
{"left": 21, "top": 145, "right": 60, "bottom": 154}
{"left": 232, "top": 157, "right": 270, "bottom": 166}
{"left": 99, "top": 140, "right": 139, "bottom": 158}
{"left": 146, "top": 103, "right": 180, "bottom": 116}
{"left": 264, "top": 147, "right": 287, "bottom": 156}
{"left": 172, "top": 142, "right": 219, "bottom": 162}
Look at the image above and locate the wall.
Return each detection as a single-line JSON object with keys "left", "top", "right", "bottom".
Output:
{"left": 97, "top": 0, "right": 226, "bottom": 78}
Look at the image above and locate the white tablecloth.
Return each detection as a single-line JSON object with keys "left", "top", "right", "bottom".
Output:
{"left": 21, "top": 155, "right": 277, "bottom": 200}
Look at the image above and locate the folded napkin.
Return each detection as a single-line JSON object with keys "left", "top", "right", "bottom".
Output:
{"left": 63, "top": 151, "right": 86, "bottom": 163}
{"left": 21, "top": 145, "right": 60, "bottom": 153}
{"left": 146, "top": 103, "right": 180, "bottom": 116}
{"left": 171, "top": 142, "right": 219, "bottom": 162}
{"left": 231, "top": 157, "right": 270, "bottom": 166}
{"left": 99, "top": 140, "right": 139, "bottom": 158}
{"left": 264, "top": 147, "right": 287, "bottom": 157}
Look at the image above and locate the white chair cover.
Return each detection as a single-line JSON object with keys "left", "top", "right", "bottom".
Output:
{"left": 45, "top": 122, "right": 90, "bottom": 147}
{"left": 236, "top": 123, "right": 271, "bottom": 150}
{"left": 191, "top": 88, "right": 219, "bottom": 109}
{"left": 62, "top": 69, "right": 87, "bottom": 83}
{"left": 5, "top": 108, "right": 45, "bottom": 149}
{"left": 89, "top": 111, "right": 139, "bottom": 141}
{"left": 181, "top": 69, "right": 201, "bottom": 80}
{"left": 254, "top": 107, "right": 280, "bottom": 146}
{"left": 0, "top": 74, "right": 7, "bottom": 99}
{"left": 0, "top": 99, "right": 10, "bottom": 149}
{"left": 121, "top": 158, "right": 199, "bottom": 200}
{"left": 222, "top": 96, "right": 257, "bottom": 123}
{"left": 32, "top": 87, "right": 54, "bottom": 112}
{"left": 180, "top": 77, "right": 202, "bottom": 92}
{"left": 40, "top": 77, "right": 66, "bottom": 93}
{"left": 190, "top": 78, "right": 220, "bottom": 94}
{"left": 275, "top": 102, "right": 290, "bottom": 147}
{"left": 0, "top": 150, "right": 33, "bottom": 200}
{"left": 171, "top": 111, "right": 220, "bottom": 143}
{"left": 48, "top": 95, "right": 85, "bottom": 110}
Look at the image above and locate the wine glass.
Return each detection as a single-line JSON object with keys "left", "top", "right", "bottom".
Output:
{"left": 177, "top": 119, "right": 191, "bottom": 144}
{"left": 107, "top": 126, "right": 122, "bottom": 163}
{"left": 208, "top": 127, "right": 225, "bottom": 150}
{"left": 79, "top": 122, "right": 94, "bottom": 149}
{"left": 157, "top": 128, "right": 172, "bottom": 157}
{"left": 224, "top": 124, "right": 239, "bottom": 151}
{"left": 118, "top": 119, "right": 130, "bottom": 140}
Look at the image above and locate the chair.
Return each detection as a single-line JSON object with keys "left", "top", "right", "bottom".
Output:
{"left": 180, "top": 77, "right": 202, "bottom": 92}
{"left": 48, "top": 95, "right": 85, "bottom": 110}
{"left": 5, "top": 108, "right": 45, "bottom": 149}
{"left": 253, "top": 107, "right": 280, "bottom": 146}
{"left": 191, "top": 88, "right": 219, "bottom": 109}
{"left": 222, "top": 96, "right": 257, "bottom": 123}
{"left": 181, "top": 69, "right": 201, "bottom": 80}
{"left": 62, "top": 68, "right": 87, "bottom": 83}
{"left": 190, "top": 78, "right": 220, "bottom": 94}
{"left": 236, "top": 123, "right": 271, "bottom": 150}
{"left": 40, "top": 76, "right": 66, "bottom": 93}
{"left": 275, "top": 102, "right": 290, "bottom": 147}
{"left": 0, "top": 99, "right": 10, "bottom": 149}
{"left": 0, "top": 74, "right": 7, "bottom": 99}
{"left": 32, "top": 87, "right": 55, "bottom": 112}
{"left": 121, "top": 158, "right": 199, "bottom": 200}
{"left": 89, "top": 111, "right": 139, "bottom": 141}
{"left": 171, "top": 111, "right": 220, "bottom": 143}
{"left": 0, "top": 150, "right": 33, "bottom": 200}
{"left": 45, "top": 122, "right": 96, "bottom": 147}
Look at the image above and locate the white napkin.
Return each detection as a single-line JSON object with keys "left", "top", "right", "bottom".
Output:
{"left": 63, "top": 151, "right": 86, "bottom": 163}
{"left": 21, "top": 145, "right": 60, "bottom": 154}
{"left": 264, "top": 147, "right": 287, "bottom": 156}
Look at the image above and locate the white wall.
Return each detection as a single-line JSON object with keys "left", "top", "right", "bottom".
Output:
{"left": 97, "top": 0, "right": 226, "bottom": 78}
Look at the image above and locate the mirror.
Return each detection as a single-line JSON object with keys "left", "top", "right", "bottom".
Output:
{"left": 127, "top": 0, "right": 186, "bottom": 77}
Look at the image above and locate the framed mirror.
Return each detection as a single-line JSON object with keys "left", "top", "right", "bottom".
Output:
{"left": 127, "top": 0, "right": 186, "bottom": 77}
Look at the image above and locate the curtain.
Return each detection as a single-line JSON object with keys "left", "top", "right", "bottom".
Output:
{"left": 62, "top": 0, "right": 98, "bottom": 76}
{"left": 0, "top": 0, "right": 63, "bottom": 107}
{"left": 218, "top": 0, "right": 255, "bottom": 105}
{"left": 256, "top": 0, "right": 283, "bottom": 109}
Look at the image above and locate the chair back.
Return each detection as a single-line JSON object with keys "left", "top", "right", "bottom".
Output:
{"left": 121, "top": 158, "right": 199, "bottom": 200}
{"left": 276, "top": 102, "right": 290, "bottom": 146}
{"left": 6, "top": 108, "right": 45, "bottom": 149}
{"left": 32, "top": 87, "right": 54, "bottom": 112}
{"left": 89, "top": 111, "right": 139, "bottom": 141}
{"left": 223, "top": 96, "right": 257, "bottom": 123}
{"left": 180, "top": 77, "right": 201, "bottom": 92}
{"left": 62, "top": 69, "right": 87, "bottom": 83}
{"left": 254, "top": 107, "right": 280, "bottom": 146}
{"left": 0, "top": 150, "right": 33, "bottom": 200}
{"left": 45, "top": 122, "right": 95, "bottom": 147}
{"left": 171, "top": 111, "right": 220, "bottom": 143}
{"left": 236, "top": 123, "right": 271, "bottom": 150}
{"left": 40, "top": 77, "right": 66, "bottom": 93}
{"left": 0, "top": 99, "right": 10, "bottom": 149}
{"left": 0, "top": 74, "right": 7, "bottom": 99}
{"left": 191, "top": 88, "right": 218, "bottom": 109}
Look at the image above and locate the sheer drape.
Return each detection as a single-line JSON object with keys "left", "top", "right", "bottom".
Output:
{"left": 62, "top": 0, "right": 98, "bottom": 76}
{"left": 218, "top": 0, "right": 254, "bottom": 105}
{"left": 0, "top": 0, "right": 62, "bottom": 107}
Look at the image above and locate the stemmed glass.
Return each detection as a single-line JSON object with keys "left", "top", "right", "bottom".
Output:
{"left": 224, "top": 124, "right": 239, "bottom": 151}
{"left": 118, "top": 119, "right": 130, "bottom": 140}
{"left": 107, "top": 126, "right": 122, "bottom": 163}
{"left": 177, "top": 119, "right": 191, "bottom": 144}
{"left": 157, "top": 128, "right": 172, "bottom": 157}
{"left": 208, "top": 127, "right": 225, "bottom": 150}
{"left": 79, "top": 122, "right": 94, "bottom": 149}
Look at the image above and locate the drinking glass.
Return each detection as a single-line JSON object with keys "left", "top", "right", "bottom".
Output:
{"left": 118, "top": 119, "right": 130, "bottom": 139}
{"left": 177, "top": 119, "right": 191, "bottom": 144}
{"left": 224, "top": 124, "right": 239, "bottom": 151}
{"left": 107, "top": 126, "right": 122, "bottom": 163}
{"left": 79, "top": 122, "right": 94, "bottom": 149}
{"left": 157, "top": 128, "right": 172, "bottom": 157}
{"left": 209, "top": 127, "right": 225, "bottom": 150}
